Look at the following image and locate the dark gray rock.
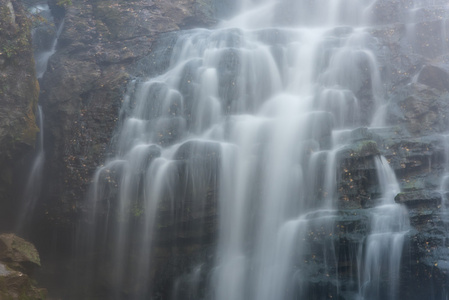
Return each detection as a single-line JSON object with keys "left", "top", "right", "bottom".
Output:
{"left": 387, "top": 84, "right": 449, "bottom": 136}
{"left": 418, "top": 64, "right": 449, "bottom": 92}
{"left": 337, "top": 140, "right": 380, "bottom": 209}
{"left": 0, "top": 234, "right": 47, "bottom": 299}
{"left": 0, "top": 0, "right": 39, "bottom": 231}
{"left": 37, "top": 0, "right": 219, "bottom": 246}
{"left": 395, "top": 190, "right": 442, "bottom": 208}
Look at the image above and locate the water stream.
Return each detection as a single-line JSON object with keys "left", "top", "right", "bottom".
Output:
{"left": 16, "top": 4, "right": 62, "bottom": 232}
{"left": 16, "top": 106, "right": 45, "bottom": 233}
{"left": 30, "top": 4, "right": 64, "bottom": 79}
{"left": 357, "top": 156, "right": 409, "bottom": 300}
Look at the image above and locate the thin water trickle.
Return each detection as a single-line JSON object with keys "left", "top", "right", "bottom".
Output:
{"left": 16, "top": 106, "right": 45, "bottom": 233}
{"left": 439, "top": 135, "right": 449, "bottom": 210}
{"left": 32, "top": 5, "right": 64, "bottom": 79}
{"left": 358, "top": 156, "right": 409, "bottom": 300}
{"left": 16, "top": 5, "right": 64, "bottom": 232}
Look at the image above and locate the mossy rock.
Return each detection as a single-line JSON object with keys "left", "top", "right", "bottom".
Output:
{"left": 353, "top": 140, "right": 379, "bottom": 157}
{"left": 0, "top": 0, "right": 33, "bottom": 60}
{"left": 19, "top": 102, "right": 40, "bottom": 146}
{"left": 0, "top": 0, "right": 39, "bottom": 155}
{"left": 0, "top": 262, "right": 47, "bottom": 300}
{"left": 339, "top": 140, "right": 380, "bottom": 160}
{"left": 0, "top": 235, "right": 46, "bottom": 300}
{"left": 0, "top": 234, "right": 41, "bottom": 274}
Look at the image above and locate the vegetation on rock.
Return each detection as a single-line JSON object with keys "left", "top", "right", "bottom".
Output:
{"left": 0, "top": 234, "right": 46, "bottom": 300}
{"left": 0, "top": 0, "right": 38, "bottom": 231}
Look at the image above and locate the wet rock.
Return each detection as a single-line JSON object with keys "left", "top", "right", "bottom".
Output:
{"left": 31, "top": 3, "right": 220, "bottom": 298}
{"left": 401, "top": 217, "right": 449, "bottom": 300}
{"left": 0, "top": 234, "right": 46, "bottom": 300}
{"left": 349, "top": 127, "right": 374, "bottom": 142}
{"left": 337, "top": 140, "right": 380, "bottom": 209}
{"left": 38, "top": 0, "right": 220, "bottom": 236}
{"left": 29, "top": 3, "right": 57, "bottom": 54}
{"left": 387, "top": 84, "right": 449, "bottom": 136}
{"left": 371, "top": 23, "right": 424, "bottom": 92}
{"left": 395, "top": 190, "right": 442, "bottom": 208}
{"left": 0, "top": 234, "right": 40, "bottom": 273}
{"left": 0, "top": 0, "right": 39, "bottom": 230}
{"left": 0, "top": 264, "right": 46, "bottom": 300}
{"left": 175, "top": 140, "right": 222, "bottom": 161}
{"left": 380, "top": 137, "right": 437, "bottom": 175}
{"left": 133, "top": 32, "right": 180, "bottom": 78}
{"left": 366, "top": 0, "right": 413, "bottom": 25}
{"left": 411, "top": 20, "right": 449, "bottom": 59}
{"left": 418, "top": 65, "right": 449, "bottom": 92}
{"left": 169, "top": 140, "right": 221, "bottom": 235}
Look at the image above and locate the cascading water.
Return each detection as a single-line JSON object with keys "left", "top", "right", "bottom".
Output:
{"left": 357, "top": 156, "right": 409, "bottom": 300}
{"left": 16, "top": 4, "right": 63, "bottom": 232}
{"left": 35, "top": 21, "right": 64, "bottom": 79}
{"left": 30, "top": 4, "right": 64, "bottom": 79}
{"left": 79, "top": 0, "right": 436, "bottom": 299}
{"left": 440, "top": 135, "right": 449, "bottom": 206}
{"left": 16, "top": 106, "right": 45, "bottom": 232}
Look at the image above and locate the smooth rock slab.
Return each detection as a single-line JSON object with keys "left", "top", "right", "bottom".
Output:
{"left": 395, "top": 190, "right": 442, "bottom": 208}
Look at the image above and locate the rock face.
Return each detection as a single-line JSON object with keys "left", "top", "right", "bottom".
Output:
{"left": 334, "top": 13, "right": 449, "bottom": 297}
{"left": 37, "top": 0, "right": 218, "bottom": 239}
{"left": 33, "top": 0, "right": 220, "bottom": 297}
{"left": 0, "top": 234, "right": 46, "bottom": 300}
{"left": 0, "top": 0, "right": 39, "bottom": 230}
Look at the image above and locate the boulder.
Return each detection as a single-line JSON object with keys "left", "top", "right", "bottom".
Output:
{"left": 0, "top": 234, "right": 40, "bottom": 274}
{"left": 387, "top": 84, "right": 449, "bottom": 136}
{"left": 0, "top": 234, "right": 46, "bottom": 300}
{"left": 418, "top": 65, "right": 449, "bottom": 93}
{"left": 395, "top": 190, "right": 442, "bottom": 208}
{"left": 0, "top": 263, "right": 46, "bottom": 300}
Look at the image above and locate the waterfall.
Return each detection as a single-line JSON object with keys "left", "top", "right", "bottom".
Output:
{"left": 16, "top": 106, "right": 45, "bottom": 232}
{"left": 30, "top": 4, "right": 64, "bottom": 79}
{"left": 440, "top": 135, "right": 449, "bottom": 205}
{"left": 438, "top": 136, "right": 449, "bottom": 300}
{"left": 16, "top": 4, "right": 63, "bottom": 232}
{"left": 358, "top": 156, "right": 410, "bottom": 300}
{"left": 79, "top": 0, "right": 428, "bottom": 299}
{"left": 34, "top": 20, "right": 64, "bottom": 79}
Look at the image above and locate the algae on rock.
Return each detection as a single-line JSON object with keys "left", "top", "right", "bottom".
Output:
{"left": 0, "top": 234, "right": 46, "bottom": 300}
{"left": 0, "top": 0, "right": 39, "bottom": 231}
